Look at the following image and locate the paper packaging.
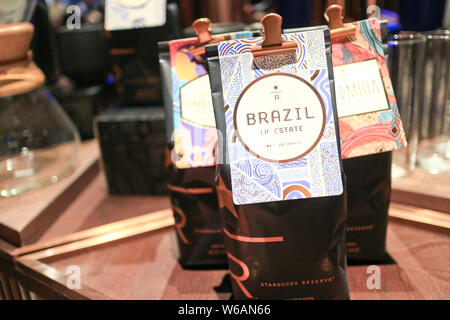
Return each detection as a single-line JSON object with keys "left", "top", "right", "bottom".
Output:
{"left": 206, "top": 22, "right": 349, "bottom": 299}
{"left": 330, "top": 19, "right": 406, "bottom": 261}
{"left": 158, "top": 30, "right": 255, "bottom": 268}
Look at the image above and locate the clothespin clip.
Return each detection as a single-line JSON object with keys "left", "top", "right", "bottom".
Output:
{"left": 186, "top": 17, "right": 227, "bottom": 61}
{"left": 325, "top": 4, "right": 356, "bottom": 40}
{"left": 251, "top": 13, "right": 297, "bottom": 57}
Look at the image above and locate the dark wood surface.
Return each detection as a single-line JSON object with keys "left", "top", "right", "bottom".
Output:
{"left": 22, "top": 173, "right": 450, "bottom": 300}
{"left": 0, "top": 142, "right": 448, "bottom": 299}
{"left": 14, "top": 258, "right": 110, "bottom": 300}
{"left": 40, "top": 219, "right": 449, "bottom": 300}
{"left": 37, "top": 175, "right": 171, "bottom": 242}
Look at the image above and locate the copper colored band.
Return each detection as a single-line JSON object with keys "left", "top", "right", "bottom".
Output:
{"left": 167, "top": 184, "right": 214, "bottom": 194}
{"left": 223, "top": 228, "right": 284, "bottom": 243}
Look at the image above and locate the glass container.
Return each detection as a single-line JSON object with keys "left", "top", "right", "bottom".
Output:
{"left": 0, "top": 22, "right": 80, "bottom": 197}
{"left": 417, "top": 30, "right": 450, "bottom": 173}
{"left": 388, "top": 33, "right": 426, "bottom": 179}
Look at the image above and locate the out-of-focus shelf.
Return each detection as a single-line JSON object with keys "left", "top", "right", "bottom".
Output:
{"left": 389, "top": 202, "right": 450, "bottom": 230}
{"left": 392, "top": 168, "right": 450, "bottom": 214}
{"left": 0, "top": 140, "right": 100, "bottom": 246}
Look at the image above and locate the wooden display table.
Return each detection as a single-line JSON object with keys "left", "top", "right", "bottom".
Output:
{"left": 0, "top": 141, "right": 448, "bottom": 300}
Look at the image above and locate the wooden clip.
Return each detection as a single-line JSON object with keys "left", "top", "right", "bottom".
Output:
{"left": 325, "top": 4, "right": 356, "bottom": 39}
{"left": 251, "top": 13, "right": 297, "bottom": 57}
{"left": 193, "top": 17, "right": 213, "bottom": 44}
{"left": 187, "top": 17, "right": 227, "bottom": 59}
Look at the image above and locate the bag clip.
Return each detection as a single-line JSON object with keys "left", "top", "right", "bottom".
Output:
{"left": 251, "top": 13, "right": 297, "bottom": 57}
{"left": 187, "top": 18, "right": 227, "bottom": 60}
{"left": 325, "top": 4, "right": 356, "bottom": 40}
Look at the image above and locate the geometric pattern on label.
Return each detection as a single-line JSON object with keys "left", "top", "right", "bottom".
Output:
{"left": 218, "top": 30, "right": 344, "bottom": 204}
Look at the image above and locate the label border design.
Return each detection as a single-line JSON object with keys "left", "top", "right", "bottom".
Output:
{"left": 335, "top": 58, "right": 391, "bottom": 119}
{"left": 179, "top": 74, "right": 217, "bottom": 129}
{"left": 233, "top": 72, "right": 327, "bottom": 163}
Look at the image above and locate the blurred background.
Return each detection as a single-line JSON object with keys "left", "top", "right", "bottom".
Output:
{"left": 6, "top": 0, "right": 448, "bottom": 128}
{"left": 0, "top": 0, "right": 449, "bottom": 197}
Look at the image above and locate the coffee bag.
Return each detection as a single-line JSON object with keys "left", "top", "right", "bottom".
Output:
{"left": 158, "top": 29, "right": 254, "bottom": 268}
{"left": 206, "top": 15, "right": 349, "bottom": 299}
{"left": 329, "top": 16, "right": 406, "bottom": 261}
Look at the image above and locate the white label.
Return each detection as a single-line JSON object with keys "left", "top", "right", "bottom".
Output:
{"left": 234, "top": 73, "right": 325, "bottom": 163}
{"left": 180, "top": 75, "right": 216, "bottom": 128}
{"left": 104, "top": 0, "right": 166, "bottom": 31}
{"left": 334, "top": 59, "right": 390, "bottom": 118}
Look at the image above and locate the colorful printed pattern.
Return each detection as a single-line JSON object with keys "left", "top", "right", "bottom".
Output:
{"left": 332, "top": 18, "right": 407, "bottom": 158}
{"left": 218, "top": 31, "right": 344, "bottom": 205}
{"left": 169, "top": 32, "right": 252, "bottom": 168}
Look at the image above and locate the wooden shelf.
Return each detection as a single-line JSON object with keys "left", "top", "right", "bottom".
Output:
{"left": 0, "top": 140, "right": 448, "bottom": 300}
{"left": 392, "top": 166, "right": 450, "bottom": 214}
{"left": 0, "top": 140, "right": 100, "bottom": 246}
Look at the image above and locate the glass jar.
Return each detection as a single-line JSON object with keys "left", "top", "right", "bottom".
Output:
{"left": 0, "top": 87, "right": 80, "bottom": 196}
{"left": 417, "top": 30, "right": 450, "bottom": 174}
{"left": 388, "top": 33, "right": 427, "bottom": 179}
{"left": 0, "top": 22, "right": 80, "bottom": 197}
